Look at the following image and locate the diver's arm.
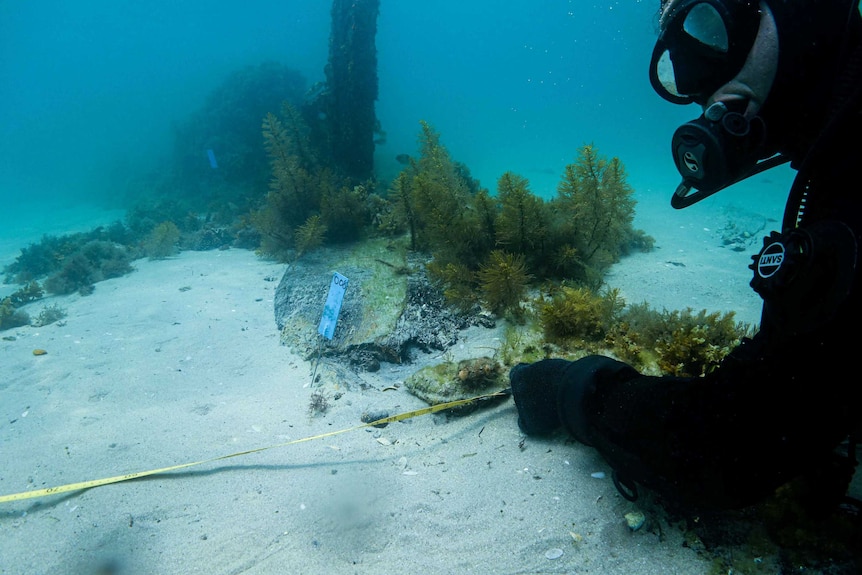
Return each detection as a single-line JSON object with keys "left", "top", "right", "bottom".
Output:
{"left": 510, "top": 218, "right": 860, "bottom": 508}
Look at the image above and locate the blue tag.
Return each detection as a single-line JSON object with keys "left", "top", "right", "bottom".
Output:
{"left": 318, "top": 272, "right": 349, "bottom": 340}
{"left": 206, "top": 149, "right": 218, "bottom": 169}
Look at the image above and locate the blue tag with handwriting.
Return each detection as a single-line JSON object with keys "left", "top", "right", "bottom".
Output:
{"left": 318, "top": 272, "right": 349, "bottom": 340}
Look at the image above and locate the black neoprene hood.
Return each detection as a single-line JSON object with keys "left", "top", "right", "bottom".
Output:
{"left": 755, "top": 0, "right": 862, "bottom": 162}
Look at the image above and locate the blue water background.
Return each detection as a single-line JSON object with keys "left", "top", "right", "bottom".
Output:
{"left": 0, "top": 0, "right": 794, "bottom": 270}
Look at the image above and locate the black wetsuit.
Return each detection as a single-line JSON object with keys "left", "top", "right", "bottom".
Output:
{"left": 511, "top": 139, "right": 862, "bottom": 510}
{"left": 510, "top": 1, "right": 862, "bottom": 510}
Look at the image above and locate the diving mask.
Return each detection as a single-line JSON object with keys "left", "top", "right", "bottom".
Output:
{"left": 650, "top": 0, "right": 761, "bottom": 105}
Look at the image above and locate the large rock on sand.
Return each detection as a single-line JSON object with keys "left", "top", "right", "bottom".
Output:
{"left": 273, "top": 238, "right": 493, "bottom": 371}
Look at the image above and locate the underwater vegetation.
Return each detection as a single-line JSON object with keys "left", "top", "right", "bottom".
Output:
{"left": 384, "top": 122, "right": 652, "bottom": 319}
{"left": 377, "top": 122, "right": 746, "bottom": 377}
{"left": 477, "top": 250, "right": 532, "bottom": 318}
{"left": 158, "top": 61, "right": 309, "bottom": 217}
{"left": 547, "top": 145, "right": 644, "bottom": 284}
{"left": 31, "top": 303, "right": 67, "bottom": 328}
{"left": 533, "top": 285, "right": 750, "bottom": 377}
{"left": 126, "top": 197, "right": 253, "bottom": 253}
{"left": 0, "top": 199, "right": 253, "bottom": 310}
{"left": 0, "top": 297, "right": 30, "bottom": 331}
{"left": 307, "top": 390, "right": 331, "bottom": 416}
{"left": 1, "top": 230, "right": 130, "bottom": 330}
{"left": 252, "top": 0, "right": 383, "bottom": 252}
{"left": 496, "top": 171, "right": 547, "bottom": 263}
{"left": 0, "top": 285, "right": 66, "bottom": 332}
{"left": 422, "top": 260, "right": 478, "bottom": 313}
{"left": 2, "top": 229, "right": 136, "bottom": 301}
{"left": 539, "top": 285, "right": 625, "bottom": 343}
{"left": 293, "top": 214, "right": 328, "bottom": 260}
{"left": 43, "top": 240, "right": 134, "bottom": 295}
{"left": 2, "top": 224, "right": 129, "bottom": 285}
{"left": 144, "top": 221, "right": 181, "bottom": 260}
{"left": 623, "top": 305, "right": 750, "bottom": 376}
{"left": 4, "top": 281, "right": 43, "bottom": 306}
{"left": 460, "top": 284, "right": 750, "bottom": 377}
{"left": 384, "top": 121, "right": 490, "bottom": 267}
{"left": 124, "top": 199, "right": 201, "bottom": 240}
{"left": 250, "top": 104, "right": 383, "bottom": 260}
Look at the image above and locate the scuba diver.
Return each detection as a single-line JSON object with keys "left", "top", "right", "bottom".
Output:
{"left": 510, "top": 0, "right": 862, "bottom": 513}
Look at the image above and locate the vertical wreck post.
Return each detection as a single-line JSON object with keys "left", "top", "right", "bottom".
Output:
{"left": 324, "top": 0, "right": 380, "bottom": 182}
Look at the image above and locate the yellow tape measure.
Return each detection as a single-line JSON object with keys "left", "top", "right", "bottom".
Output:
{"left": 0, "top": 390, "right": 510, "bottom": 504}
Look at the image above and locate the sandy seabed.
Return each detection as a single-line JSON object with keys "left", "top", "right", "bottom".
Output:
{"left": 0, "top": 244, "right": 741, "bottom": 575}
{"left": 1, "top": 189, "right": 813, "bottom": 574}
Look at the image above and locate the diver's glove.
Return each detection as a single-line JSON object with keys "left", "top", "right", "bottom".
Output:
{"left": 509, "top": 355, "right": 639, "bottom": 444}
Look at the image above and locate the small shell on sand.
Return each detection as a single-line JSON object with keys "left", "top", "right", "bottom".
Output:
{"left": 32, "top": 349, "right": 48, "bottom": 356}
{"left": 544, "top": 548, "right": 564, "bottom": 560}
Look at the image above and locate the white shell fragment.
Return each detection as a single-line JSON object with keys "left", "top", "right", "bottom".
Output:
{"left": 545, "top": 548, "right": 564, "bottom": 560}
{"left": 590, "top": 471, "right": 605, "bottom": 479}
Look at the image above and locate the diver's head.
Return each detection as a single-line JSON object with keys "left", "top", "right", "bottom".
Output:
{"left": 650, "top": 0, "right": 862, "bottom": 207}
{"left": 651, "top": 0, "right": 770, "bottom": 110}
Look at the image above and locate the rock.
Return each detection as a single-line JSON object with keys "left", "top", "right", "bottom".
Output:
{"left": 361, "top": 409, "right": 390, "bottom": 427}
{"left": 716, "top": 205, "right": 771, "bottom": 251}
{"left": 404, "top": 357, "right": 507, "bottom": 411}
{"left": 273, "top": 238, "right": 494, "bottom": 372}
{"left": 624, "top": 510, "right": 646, "bottom": 532}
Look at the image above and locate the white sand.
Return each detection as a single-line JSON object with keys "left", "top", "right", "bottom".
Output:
{"left": 0, "top": 244, "right": 734, "bottom": 575}
{"left": 1, "top": 180, "right": 814, "bottom": 575}
{"left": 604, "top": 201, "right": 769, "bottom": 327}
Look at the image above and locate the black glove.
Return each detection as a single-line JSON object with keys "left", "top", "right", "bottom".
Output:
{"left": 509, "top": 355, "right": 639, "bottom": 444}
{"left": 509, "top": 359, "right": 572, "bottom": 436}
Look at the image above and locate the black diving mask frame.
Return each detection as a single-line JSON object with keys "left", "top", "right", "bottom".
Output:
{"left": 650, "top": 0, "right": 761, "bottom": 105}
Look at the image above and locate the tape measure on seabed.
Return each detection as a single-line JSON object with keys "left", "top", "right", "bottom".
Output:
{"left": 0, "top": 390, "right": 511, "bottom": 504}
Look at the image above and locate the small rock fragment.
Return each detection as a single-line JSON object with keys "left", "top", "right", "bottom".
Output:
{"left": 361, "top": 410, "right": 390, "bottom": 427}
{"left": 624, "top": 511, "right": 646, "bottom": 531}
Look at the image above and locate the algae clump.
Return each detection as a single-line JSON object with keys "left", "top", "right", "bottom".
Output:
{"left": 478, "top": 250, "right": 531, "bottom": 318}
{"left": 145, "top": 221, "right": 181, "bottom": 260}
